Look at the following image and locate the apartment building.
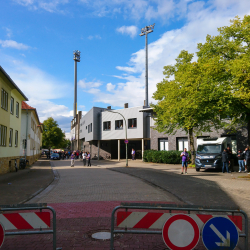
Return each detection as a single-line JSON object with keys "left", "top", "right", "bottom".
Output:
{"left": 20, "top": 102, "right": 43, "bottom": 165}
{"left": 0, "top": 66, "right": 28, "bottom": 174}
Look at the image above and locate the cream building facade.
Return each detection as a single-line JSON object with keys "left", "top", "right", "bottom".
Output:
{"left": 20, "top": 102, "right": 43, "bottom": 165}
{"left": 0, "top": 66, "right": 28, "bottom": 174}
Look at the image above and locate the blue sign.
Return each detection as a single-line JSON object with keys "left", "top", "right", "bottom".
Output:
{"left": 202, "top": 217, "right": 238, "bottom": 250}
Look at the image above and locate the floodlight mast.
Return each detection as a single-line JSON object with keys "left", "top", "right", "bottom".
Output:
{"left": 73, "top": 50, "right": 80, "bottom": 118}
{"left": 140, "top": 24, "right": 155, "bottom": 107}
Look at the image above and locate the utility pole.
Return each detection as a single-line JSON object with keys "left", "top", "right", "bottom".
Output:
{"left": 140, "top": 24, "right": 155, "bottom": 107}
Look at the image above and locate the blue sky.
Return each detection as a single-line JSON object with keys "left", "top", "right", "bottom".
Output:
{"left": 1, "top": 0, "right": 250, "bottom": 137}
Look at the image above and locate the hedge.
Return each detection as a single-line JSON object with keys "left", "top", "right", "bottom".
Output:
{"left": 143, "top": 150, "right": 191, "bottom": 164}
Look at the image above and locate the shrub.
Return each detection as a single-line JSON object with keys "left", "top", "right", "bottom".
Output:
{"left": 143, "top": 150, "right": 191, "bottom": 164}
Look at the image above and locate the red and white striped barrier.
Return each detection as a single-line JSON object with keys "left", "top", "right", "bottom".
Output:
{"left": 0, "top": 212, "right": 50, "bottom": 230}
{"left": 117, "top": 212, "right": 242, "bottom": 232}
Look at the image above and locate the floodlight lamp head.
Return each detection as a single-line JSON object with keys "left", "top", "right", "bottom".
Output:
{"left": 73, "top": 50, "right": 81, "bottom": 62}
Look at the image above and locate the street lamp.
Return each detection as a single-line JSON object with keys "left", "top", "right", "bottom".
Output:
{"left": 106, "top": 110, "right": 128, "bottom": 167}
{"left": 140, "top": 24, "right": 155, "bottom": 107}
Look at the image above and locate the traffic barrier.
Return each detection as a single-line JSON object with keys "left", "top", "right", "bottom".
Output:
{"left": 110, "top": 203, "right": 248, "bottom": 250}
{"left": 0, "top": 203, "right": 62, "bottom": 250}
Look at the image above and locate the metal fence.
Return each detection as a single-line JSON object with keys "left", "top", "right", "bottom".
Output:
{"left": 0, "top": 203, "right": 62, "bottom": 250}
{"left": 110, "top": 203, "right": 249, "bottom": 250}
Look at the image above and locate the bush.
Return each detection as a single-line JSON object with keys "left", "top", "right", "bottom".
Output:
{"left": 143, "top": 150, "right": 191, "bottom": 164}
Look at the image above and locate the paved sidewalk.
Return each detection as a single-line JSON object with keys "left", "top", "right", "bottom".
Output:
{"left": 0, "top": 158, "right": 54, "bottom": 205}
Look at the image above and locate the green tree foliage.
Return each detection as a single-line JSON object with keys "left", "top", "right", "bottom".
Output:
{"left": 152, "top": 50, "right": 224, "bottom": 163}
{"left": 152, "top": 15, "right": 250, "bottom": 163}
{"left": 197, "top": 15, "right": 250, "bottom": 142}
{"left": 42, "top": 117, "right": 65, "bottom": 149}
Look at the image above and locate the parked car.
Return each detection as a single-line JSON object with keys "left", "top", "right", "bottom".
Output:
{"left": 51, "top": 153, "right": 60, "bottom": 160}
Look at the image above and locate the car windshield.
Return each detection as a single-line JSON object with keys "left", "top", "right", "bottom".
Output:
{"left": 52, "top": 153, "right": 59, "bottom": 157}
{"left": 197, "top": 145, "right": 221, "bottom": 154}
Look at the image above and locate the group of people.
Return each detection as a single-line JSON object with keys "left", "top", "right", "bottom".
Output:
{"left": 222, "top": 146, "right": 250, "bottom": 174}
{"left": 70, "top": 151, "right": 91, "bottom": 167}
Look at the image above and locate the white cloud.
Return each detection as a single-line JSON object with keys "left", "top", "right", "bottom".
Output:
{"left": 3, "top": 28, "right": 12, "bottom": 38}
{"left": 116, "top": 25, "right": 138, "bottom": 38}
{"left": 87, "top": 35, "right": 101, "bottom": 40}
{"left": 13, "top": 0, "right": 69, "bottom": 13}
{"left": 78, "top": 79, "right": 102, "bottom": 89}
{"left": 86, "top": 0, "right": 250, "bottom": 108}
{"left": 0, "top": 40, "right": 30, "bottom": 50}
{"left": 106, "top": 83, "right": 115, "bottom": 92}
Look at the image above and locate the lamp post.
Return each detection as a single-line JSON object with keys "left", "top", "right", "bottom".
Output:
{"left": 106, "top": 110, "right": 128, "bottom": 167}
{"left": 140, "top": 24, "right": 155, "bottom": 107}
{"left": 73, "top": 50, "right": 80, "bottom": 118}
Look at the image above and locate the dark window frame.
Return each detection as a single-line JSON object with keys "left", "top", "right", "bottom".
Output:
{"left": 128, "top": 118, "right": 137, "bottom": 129}
{"left": 115, "top": 120, "right": 123, "bottom": 130}
{"left": 103, "top": 121, "right": 111, "bottom": 131}
{"left": 177, "top": 137, "right": 188, "bottom": 151}
{"left": 158, "top": 138, "right": 168, "bottom": 151}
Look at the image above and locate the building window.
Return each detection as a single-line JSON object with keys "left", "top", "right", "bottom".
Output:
{"left": 1, "top": 88, "right": 8, "bottom": 111}
{"left": 88, "top": 123, "right": 92, "bottom": 133}
{"left": 15, "top": 130, "right": 18, "bottom": 147}
{"left": 9, "top": 128, "right": 13, "bottom": 147}
{"left": 177, "top": 137, "right": 188, "bottom": 151}
{"left": 115, "top": 120, "right": 123, "bottom": 130}
{"left": 128, "top": 118, "right": 137, "bottom": 128}
{"left": 159, "top": 138, "right": 168, "bottom": 151}
{"left": 103, "top": 121, "right": 111, "bottom": 131}
{"left": 10, "top": 97, "right": 14, "bottom": 114}
{"left": 16, "top": 102, "right": 19, "bottom": 118}
{"left": 0, "top": 125, "right": 7, "bottom": 146}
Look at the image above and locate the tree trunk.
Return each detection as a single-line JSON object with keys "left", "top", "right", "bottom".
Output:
{"left": 248, "top": 118, "right": 250, "bottom": 146}
{"left": 188, "top": 128, "right": 195, "bottom": 164}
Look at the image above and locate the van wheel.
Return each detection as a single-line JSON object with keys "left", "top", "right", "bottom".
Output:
{"left": 196, "top": 168, "right": 200, "bottom": 172}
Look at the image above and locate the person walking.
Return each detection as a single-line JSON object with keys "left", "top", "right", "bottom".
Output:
{"left": 245, "top": 146, "right": 250, "bottom": 174}
{"left": 71, "top": 152, "right": 75, "bottom": 167}
{"left": 237, "top": 149, "right": 245, "bottom": 172}
{"left": 82, "top": 151, "right": 87, "bottom": 166}
{"left": 131, "top": 148, "right": 135, "bottom": 160}
{"left": 222, "top": 148, "right": 230, "bottom": 173}
{"left": 180, "top": 148, "right": 189, "bottom": 174}
{"left": 87, "top": 152, "right": 91, "bottom": 167}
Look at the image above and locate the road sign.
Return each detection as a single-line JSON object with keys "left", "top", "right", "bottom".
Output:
{"left": 124, "top": 140, "right": 129, "bottom": 144}
{"left": 162, "top": 214, "right": 200, "bottom": 250}
{"left": 202, "top": 217, "right": 239, "bottom": 250}
{"left": 0, "top": 222, "right": 5, "bottom": 248}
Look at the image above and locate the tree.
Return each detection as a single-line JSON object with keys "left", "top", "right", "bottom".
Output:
{"left": 59, "top": 138, "right": 71, "bottom": 149}
{"left": 42, "top": 117, "right": 65, "bottom": 149}
{"left": 152, "top": 50, "right": 226, "bottom": 163}
{"left": 197, "top": 15, "right": 250, "bottom": 143}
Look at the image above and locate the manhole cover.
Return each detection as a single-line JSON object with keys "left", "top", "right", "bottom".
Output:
{"left": 91, "top": 232, "right": 111, "bottom": 240}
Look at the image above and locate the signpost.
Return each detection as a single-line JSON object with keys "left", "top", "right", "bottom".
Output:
{"left": 162, "top": 214, "right": 200, "bottom": 250}
{"left": 0, "top": 222, "right": 5, "bottom": 248}
{"left": 124, "top": 140, "right": 129, "bottom": 144}
{"left": 202, "top": 217, "right": 239, "bottom": 250}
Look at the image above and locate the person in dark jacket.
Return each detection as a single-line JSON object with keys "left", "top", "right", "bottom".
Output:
{"left": 227, "top": 146, "right": 233, "bottom": 172}
{"left": 237, "top": 149, "right": 245, "bottom": 172}
{"left": 244, "top": 146, "right": 250, "bottom": 173}
{"left": 222, "top": 149, "right": 230, "bottom": 173}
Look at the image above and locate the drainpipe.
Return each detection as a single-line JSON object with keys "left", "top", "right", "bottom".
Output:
{"left": 25, "top": 109, "right": 28, "bottom": 162}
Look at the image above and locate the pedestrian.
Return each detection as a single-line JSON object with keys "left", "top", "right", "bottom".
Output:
{"left": 87, "top": 152, "right": 91, "bottom": 167}
{"left": 71, "top": 152, "right": 75, "bottom": 167}
{"left": 227, "top": 146, "right": 233, "bottom": 172}
{"left": 244, "top": 146, "right": 250, "bottom": 174}
{"left": 222, "top": 148, "right": 230, "bottom": 173}
{"left": 237, "top": 149, "right": 245, "bottom": 172}
{"left": 180, "top": 148, "right": 189, "bottom": 174}
{"left": 131, "top": 148, "right": 135, "bottom": 160}
{"left": 82, "top": 151, "right": 87, "bottom": 166}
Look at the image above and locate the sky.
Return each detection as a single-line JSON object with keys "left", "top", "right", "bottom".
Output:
{"left": 1, "top": 0, "right": 250, "bottom": 138}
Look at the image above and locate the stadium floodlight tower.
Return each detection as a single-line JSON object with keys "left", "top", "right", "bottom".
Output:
{"left": 140, "top": 24, "right": 155, "bottom": 107}
{"left": 73, "top": 50, "right": 80, "bottom": 118}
